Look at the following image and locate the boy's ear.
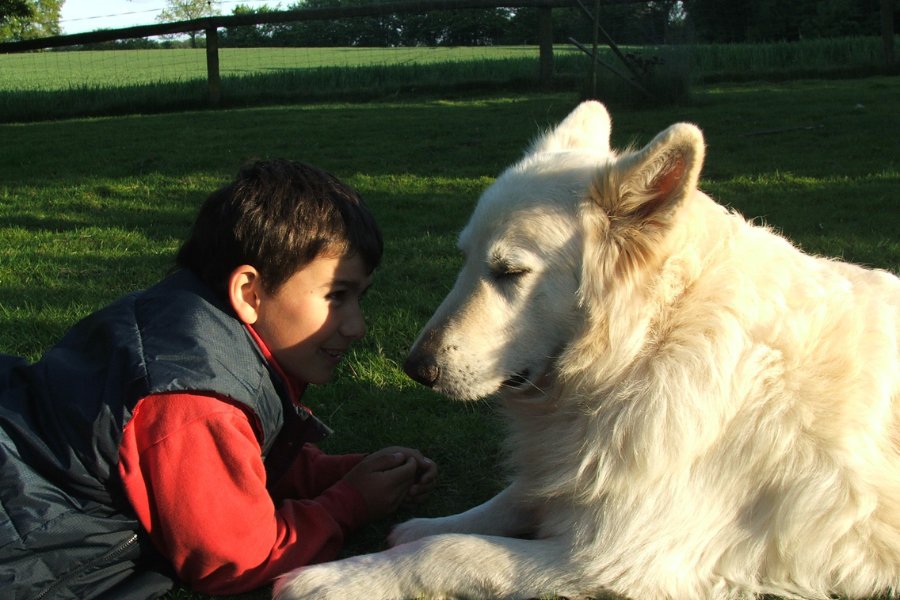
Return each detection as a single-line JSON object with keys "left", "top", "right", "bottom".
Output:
{"left": 228, "top": 265, "right": 262, "bottom": 325}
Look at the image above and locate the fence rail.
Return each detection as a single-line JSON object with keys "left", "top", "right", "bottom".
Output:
{"left": 0, "top": 0, "right": 599, "bottom": 107}
{"left": 1, "top": 0, "right": 583, "bottom": 52}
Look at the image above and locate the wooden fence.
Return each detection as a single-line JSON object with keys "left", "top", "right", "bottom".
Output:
{"left": 0, "top": 0, "right": 591, "bottom": 106}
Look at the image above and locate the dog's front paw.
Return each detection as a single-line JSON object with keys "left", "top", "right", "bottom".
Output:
{"left": 274, "top": 555, "right": 408, "bottom": 600}
{"left": 273, "top": 563, "right": 343, "bottom": 600}
{"left": 388, "top": 516, "right": 445, "bottom": 546}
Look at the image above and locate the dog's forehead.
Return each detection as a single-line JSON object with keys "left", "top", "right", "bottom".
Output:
{"left": 457, "top": 156, "right": 593, "bottom": 258}
{"left": 472, "top": 151, "right": 598, "bottom": 217}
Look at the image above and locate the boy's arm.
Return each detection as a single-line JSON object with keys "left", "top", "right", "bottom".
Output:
{"left": 118, "top": 393, "right": 369, "bottom": 595}
{"left": 268, "top": 444, "right": 367, "bottom": 502}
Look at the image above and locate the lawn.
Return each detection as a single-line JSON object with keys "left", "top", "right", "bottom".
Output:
{"left": 0, "top": 36, "right": 894, "bottom": 122}
{"left": 0, "top": 76, "right": 898, "bottom": 599}
{"left": 0, "top": 38, "right": 889, "bottom": 93}
{"left": 0, "top": 46, "right": 573, "bottom": 92}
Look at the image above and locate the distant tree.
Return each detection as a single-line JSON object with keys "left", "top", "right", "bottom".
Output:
{"left": 0, "top": 0, "right": 31, "bottom": 25}
{"left": 259, "top": 0, "right": 516, "bottom": 47}
{"left": 0, "top": 0, "right": 60, "bottom": 41}
{"left": 153, "top": 0, "right": 222, "bottom": 47}
{"left": 222, "top": 4, "right": 282, "bottom": 47}
{"left": 680, "top": 0, "right": 753, "bottom": 42}
{"left": 284, "top": 0, "right": 386, "bottom": 46}
{"left": 157, "top": 0, "right": 222, "bottom": 22}
{"left": 683, "top": 0, "right": 889, "bottom": 42}
{"left": 800, "top": 0, "right": 882, "bottom": 38}
{"left": 404, "top": 8, "right": 512, "bottom": 46}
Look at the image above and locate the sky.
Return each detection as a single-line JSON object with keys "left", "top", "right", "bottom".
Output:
{"left": 60, "top": 0, "right": 280, "bottom": 35}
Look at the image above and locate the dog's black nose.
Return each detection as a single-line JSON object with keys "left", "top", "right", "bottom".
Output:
{"left": 403, "top": 353, "right": 440, "bottom": 387}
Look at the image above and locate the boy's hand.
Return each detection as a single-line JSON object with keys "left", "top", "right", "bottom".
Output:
{"left": 342, "top": 449, "right": 418, "bottom": 520}
{"left": 341, "top": 447, "right": 438, "bottom": 519}
{"left": 401, "top": 448, "right": 438, "bottom": 505}
{"left": 375, "top": 446, "right": 438, "bottom": 505}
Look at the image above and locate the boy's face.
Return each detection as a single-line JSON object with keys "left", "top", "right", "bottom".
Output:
{"left": 252, "top": 253, "right": 372, "bottom": 385}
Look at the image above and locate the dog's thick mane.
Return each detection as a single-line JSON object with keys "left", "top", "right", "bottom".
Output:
{"left": 501, "top": 186, "right": 747, "bottom": 493}
{"left": 500, "top": 125, "right": 750, "bottom": 500}
{"left": 500, "top": 132, "right": 900, "bottom": 598}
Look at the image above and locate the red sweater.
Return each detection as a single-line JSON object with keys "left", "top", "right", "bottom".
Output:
{"left": 117, "top": 326, "right": 368, "bottom": 595}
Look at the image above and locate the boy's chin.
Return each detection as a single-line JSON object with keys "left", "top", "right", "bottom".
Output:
{"left": 302, "top": 368, "right": 339, "bottom": 386}
{"left": 282, "top": 363, "right": 336, "bottom": 387}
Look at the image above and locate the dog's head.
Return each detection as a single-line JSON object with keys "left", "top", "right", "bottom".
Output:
{"left": 404, "top": 102, "right": 704, "bottom": 402}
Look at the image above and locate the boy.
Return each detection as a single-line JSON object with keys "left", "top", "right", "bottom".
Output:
{"left": 0, "top": 159, "right": 437, "bottom": 599}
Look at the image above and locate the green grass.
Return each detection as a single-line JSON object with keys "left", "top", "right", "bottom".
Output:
{"left": 688, "top": 35, "right": 899, "bottom": 82}
{"left": 0, "top": 45, "right": 587, "bottom": 121}
{"left": 1, "top": 38, "right": 891, "bottom": 93}
{"left": 0, "top": 36, "right": 896, "bottom": 122}
{"left": 0, "top": 46, "right": 573, "bottom": 91}
{"left": 1, "top": 77, "right": 898, "bottom": 599}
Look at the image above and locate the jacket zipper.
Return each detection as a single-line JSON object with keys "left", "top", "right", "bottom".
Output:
{"left": 34, "top": 533, "right": 139, "bottom": 600}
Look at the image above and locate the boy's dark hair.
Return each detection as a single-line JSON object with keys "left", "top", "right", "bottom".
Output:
{"left": 176, "top": 159, "right": 383, "bottom": 296}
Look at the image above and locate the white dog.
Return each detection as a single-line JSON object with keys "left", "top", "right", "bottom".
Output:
{"left": 275, "top": 102, "right": 900, "bottom": 600}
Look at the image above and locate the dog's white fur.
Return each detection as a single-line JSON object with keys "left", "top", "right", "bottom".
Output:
{"left": 274, "top": 102, "right": 900, "bottom": 599}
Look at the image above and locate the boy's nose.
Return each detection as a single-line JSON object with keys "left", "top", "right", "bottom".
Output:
{"left": 340, "top": 307, "right": 366, "bottom": 340}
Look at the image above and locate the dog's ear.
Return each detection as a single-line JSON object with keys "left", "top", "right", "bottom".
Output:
{"left": 585, "top": 123, "right": 704, "bottom": 278}
{"left": 530, "top": 101, "right": 612, "bottom": 155}
{"left": 594, "top": 123, "right": 704, "bottom": 226}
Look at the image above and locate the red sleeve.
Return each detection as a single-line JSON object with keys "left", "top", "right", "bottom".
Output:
{"left": 118, "top": 393, "right": 369, "bottom": 595}
{"left": 269, "top": 444, "right": 367, "bottom": 502}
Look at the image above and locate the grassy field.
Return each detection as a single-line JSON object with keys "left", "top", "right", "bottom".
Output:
{"left": 0, "top": 76, "right": 898, "bottom": 599}
{"left": 0, "top": 45, "right": 584, "bottom": 122}
{"left": 0, "top": 46, "right": 567, "bottom": 91}
{"left": 0, "top": 37, "right": 891, "bottom": 92}
{"left": 0, "top": 36, "right": 895, "bottom": 122}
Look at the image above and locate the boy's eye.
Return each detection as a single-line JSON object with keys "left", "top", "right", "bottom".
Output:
{"left": 327, "top": 284, "right": 371, "bottom": 303}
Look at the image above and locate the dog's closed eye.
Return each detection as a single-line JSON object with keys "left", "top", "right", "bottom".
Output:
{"left": 493, "top": 266, "right": 531, "bottom": 281}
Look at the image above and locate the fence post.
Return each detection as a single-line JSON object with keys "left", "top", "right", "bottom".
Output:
{"left": 538, "top": 6, "right": 554, "bottom": 86}
{"left": 881, "top": 0, "right": 895, "bottom": 66}
{"left": 206, "top": 26, "right": 221, "bottom": 107}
